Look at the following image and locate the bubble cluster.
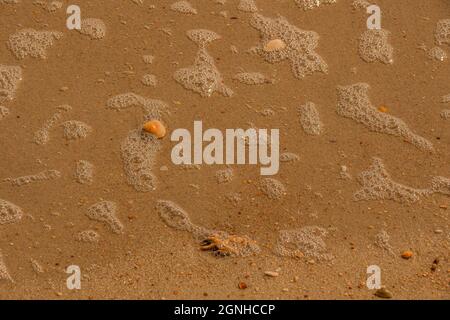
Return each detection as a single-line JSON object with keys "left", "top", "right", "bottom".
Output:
{"left": 174, "top": 30, "right": 233, "bottom": 97}
{"left": 435, "top": 19, "right": 450, "bottom": 46}
{"left": 358, "top": 29, "right": 394, "bottom": 64}
{"left": 3, "top": 169, "right": 61, "bottom": 186}
{"left": 141, "top": 74, "right": 157, "bottom": 87}
{"left": 354, "top": 158, "right": 430, "bottom": 203}
{"left": 442, "top": 94, "right": 450, "bottom": 103}
{"left": 374, "top": 229, "right": 394, "bottom": 254}
{"left": 0, "top": 65, "right": 22, "bottom": 103}
{"left": 142, "top": 55, "right": 154, "bottom": 64}
{"left": 33, "top": 105, "right": 72, "bottom": 145}
{"left": 156, "top": 200, "right": 260, "bottom": 257}
{"left": 75, "top": 160, "right": 94, "bottom": 185}
{"left": 0, "top": 106, "right": 10, "bottom": 120}
{"left": 8, "top": 29, "right": 63, "bottom": 60}
{"left": 121, "top": 129, "right": 161, "bottom": 192}
{"left": 337, "top": 83, "right": 433, "bottom": 152}
{"left": 61, "top": 120, "right": 92, "bottom": 141}
{"left": 298, "top": 102, "right": 323, "bottom": 135}
{"left": 0, "top": 252, "right": 12, "bottom": 282}
{"left": 233, "top": 72, "right": 272, "bottom": 85}
{"left": 170, "top": 1, "right": 197, "bottom": 14}
{"left": 107, "top": 92, "right": 168, "bottom": 120}
{"left": 440, "top": 109, "right": 450, "bottom": 119}
{"left": 30, "top": 258, "right": 44, "bottom": 274}
{"left": 257, "top": 178, "right": 286, "bottom": 200}
{"left": 430, "top": 176, "right": 450, "bottom": 196}
{"left": 34, "top": 0, "right": 63, "bottom": 13}
{"left": 76, "top": 230, "right": 100, "bottom": 243}
{"left": 86, "top": 201, "right": 123, "bottom": 234}
{"left": 427, "top": 46, "right": 447, "bottom": 61}
{"left": 275, "top": 226, "right": 333, "bottom": 261}
{"left": 280, "top": 152, "right": 300, "bottom": 162}
{"left": 295, "top": 0, "right": 337, "bottom": 10}
{"left": 352, "top": 0, "right": 370, "bottom": 9}
{"left": 79, "top": 18, "right": 107, "bottom": 40}
{"left": 237, "top": 0, "right": 258, "bottom": 13}
{"left": 0, "top": 199, "right": 23, "bottom": 225}
{"left": 215, "top": 168, "right": 233, "bottom": 184}
{"left": 249, "top": 14, "right": 328, "bottom": 79}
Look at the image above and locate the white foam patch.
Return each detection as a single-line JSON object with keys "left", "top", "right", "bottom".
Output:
{"left": 3, "top": 169, "right": 61, "bottom": 186}
{"left": 257, "top": 178, "right": 286, "bottom": 200}
{"left": 249, "top": 13, "right": 328, "bottom": 79}
{"left": 337, "top": 83, "right": 433, "bottom": 152}
{"left": 170, "top": 1, "right": 197, "bottom": 14}
{"left": 33, "top": 105, "right": 72, "bottom": 145}
{"left": 0, "top": 65, "right": 22, "bottom": 103}
{"left": 86, "top": 201, "right": 123, "bottom": 234}
{"left": 75, "top": 160, "right": 94, "bottom": 185}
{"left": 61, "top": 120, "right": 92, "bottom": 141}
{"left": 355, "top": 158, "right": 450, "bottom": 203}
{"left": 174, "top": 30, "right": 233, "bottom": 97}
{"left": 8, "top": 29, "right": 63, "bottom": 60}
{"left": 237, "top": 0, "right": 258, "bottom": 12}
{"left": 435, "top": 19, "right": 450, "bottom": 46}
{"left": 358, "top": 29, "right": 394, "bottom": 64}
{"left": 0, "top": 252, "right": 13, "bottom": 282}
{"left": 275, "top": 226, "right": 333, "bottom": 260}
{"left": 233, "top": 72, "right": 272, "bottom": 85}
{"left": 79, "top": 18, "right": 106, "bottom": 40}
{"left": 295, "top": 0, "right": 337, "bottom": 10}
{"left": 0, "top": 199, "right": 23, "bottom": 225}
{"left": 298, "top": 102, "right": 323, "bottom": 135}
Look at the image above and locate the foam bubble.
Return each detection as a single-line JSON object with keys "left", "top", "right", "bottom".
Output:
{"left": 359, "top": 29, "right": 394, "bottom": 64}
{"left": 76, "top": 230, "right": 100, "bottom": 243}
{"left": 79, "top": 18, "right": 106, "bottom": 40}
{"left": 257, "top": 178, "right": 286, "bottom": 200}
{"left": 86, "top": 201, "right": 123, "bottom": 234}
{"left": 249, "top": 14, "right": 328, "bottom": 79}
{"left": 354, "top": 158, "right": 430, "bottom": 203}
{"left": 3, "top": 169, "right": 60, "bottom": 186}
{"left": 30, "top": 258, "right": 44, "bottom": 274}
{"left": 75, "top": 160, "right": 94, "bottom": 185}
{"left": 61, "top": 120, "right": 92, "bottom": 141}
{"left": 107, "top": 92, "right": 168, "bottom": 120}
{"left": 8, "top": 29, "right": 62, "bottom": 60}
{"left": 435, "top": 19, "right": 450, "bottom": 46}
{"left": 427, "top": 46, "right": 447, "bottom": 61}
{"left": 442, "top": 94, "right": 450, "bottom": 103}
{"left": 337, "top": 83, "right": 433, "bottom": 151}
{"left": 157, "top": 200, "right": 260, "bottom": 257}
{"left": 142, "top": 55, "right": 154, "bottom": 64}
{"left": 33, "top": 0, "right": 63, "bottom": 12}
{"left": 174, "top": 31, "right": 233, "bottom": 97}
{"left": 215, "top": 168, "right": 233, "bottom": 184}
{"left": 186, "top": 29, "right": 221, "bottom": 47}
{"left": 0, "top": 65, "right": 22, "bottom": 103}
{"left": 237, "top": 0, "right": 258, "bottom": 12}
{"left": 141, "top": 74, "right": 157, "bottom": 87}
{"left": 121, "top": 129, "right": 161, "bottom": 192}
{"left": 233, "top": 72, "right": 272, "bottom": 85}
{"left": 352, "top": 0, "right": 370, "bottom": 9}
{"left": 298, "top": 102, "right": 323, "bottom": 135}
{"left": 0, "top": 199, "right": 23, "bottom": 225}
{"left": 33, "top": 104, "right": 72, "bottom": 145}
{"left": 430, "top": 176, "right": 450, "bottom": 195}
{"left": 295, "top": 0, "right": 337, "bottom": 10}
{"left": 0, "top": 252, "right": 12, "bottom": 282}
{"left": 374, "top": 229, "right": 394, "bottom": 254}
{"left": 0, "top": 106, "right": 10, "bottom": 120}
{"left": 275, "top": 226, "right": 333, "bottom": 260}
{"left": 440, "top": 109, "right": 450, "bottom": 119}
{"left": 280, "top": 152, "right": 300, "bottom": 162}
{"left": 170, "top": 1, "right": 197, "bottom": 14}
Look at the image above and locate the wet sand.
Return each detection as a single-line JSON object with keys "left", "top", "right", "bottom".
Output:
{"left": 0, "top": 0, "right": 449, "bottom": 299}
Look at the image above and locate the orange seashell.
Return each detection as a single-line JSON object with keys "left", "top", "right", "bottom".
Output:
{"left": 401, "top": 250, "right": 413, "bottom": 259}
{"left": 378, "top": 106, "right": 389, "bottom": 113}
{"left": 143, "top": 120, "right": 166, "bottom": 139}
{"left": 264, "top": 39, "right": 286, "bottom": 52}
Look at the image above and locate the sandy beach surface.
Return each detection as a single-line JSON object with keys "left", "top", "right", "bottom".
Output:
{"left": 0, "top": 0, "right": 449, "bottom": 299}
